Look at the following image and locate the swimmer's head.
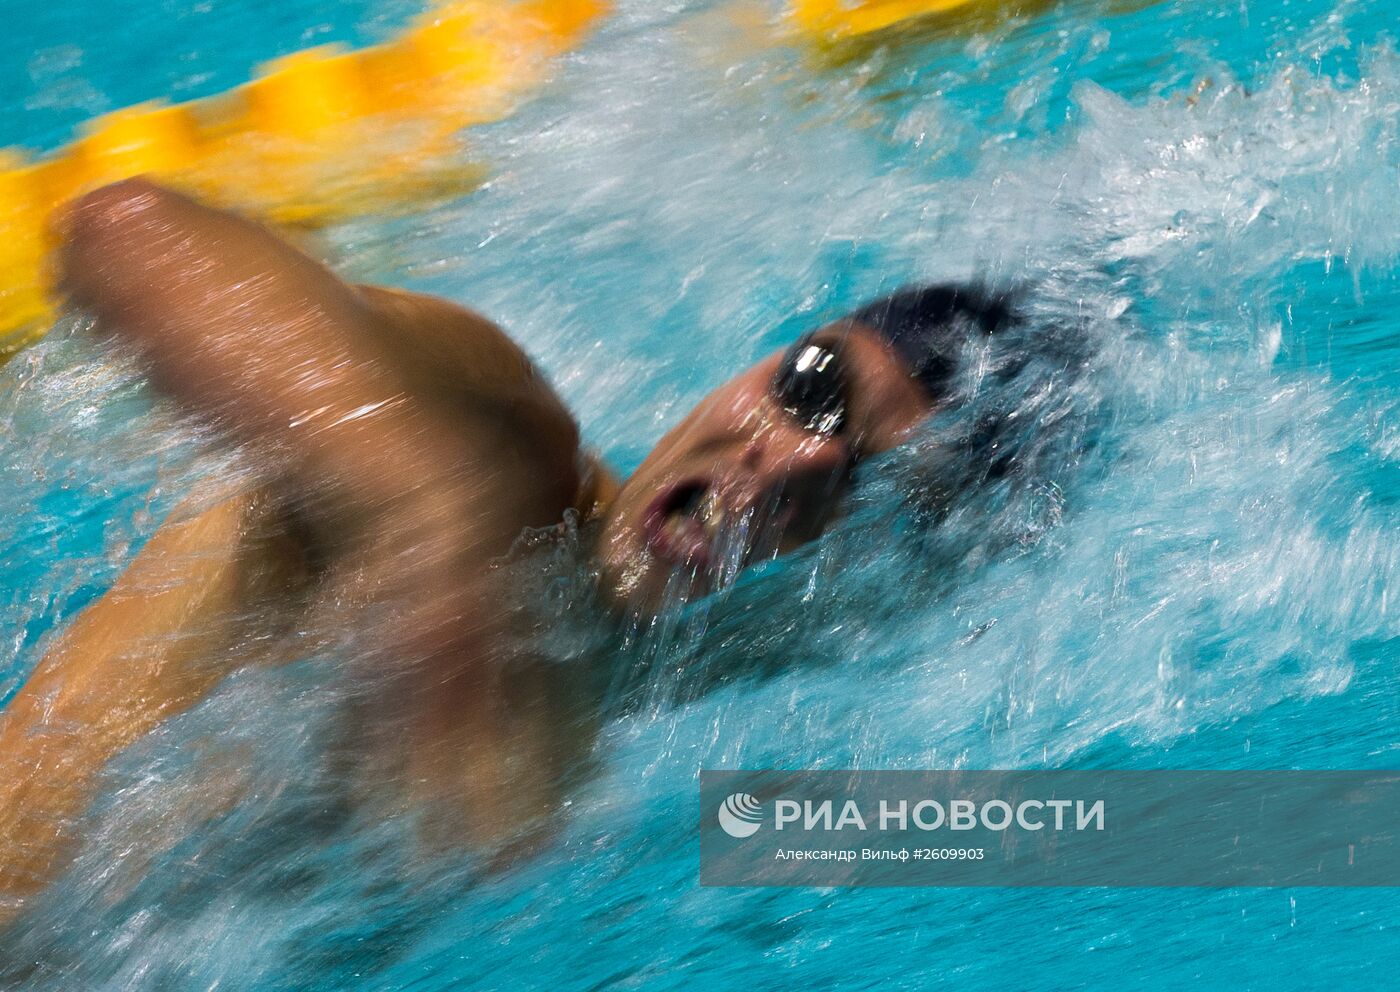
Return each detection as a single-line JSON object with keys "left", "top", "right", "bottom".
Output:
{"left": 596, "top": 282, "right": 1014, "bottom": 614}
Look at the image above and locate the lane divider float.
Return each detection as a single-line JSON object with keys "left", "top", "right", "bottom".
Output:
{"left": 791, "top": 0, "right": 984, "bottom": 39}
{"left": 0, "top": 0, "right": 607, "bottom": 357}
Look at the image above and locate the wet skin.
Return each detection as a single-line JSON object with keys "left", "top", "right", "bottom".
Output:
{"left": 0, "top": 178, "right": 938, "bottom": 918}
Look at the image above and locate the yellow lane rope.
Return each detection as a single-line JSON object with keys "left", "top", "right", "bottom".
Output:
{"left": 0, "top": 0, "right": 607, "bottom": 357}
{"left": 788, "top": 0, "right": 1063, "bottom": 46}
{"left": 790, "top": 0, "right": 988, "bottom": 39}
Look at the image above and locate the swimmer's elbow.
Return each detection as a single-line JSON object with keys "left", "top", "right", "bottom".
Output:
{"left": 60, "top": 177, "right": 177, "bottom": 308}
{"left": 64, "top": 176, "right": 168, "bottom": 240}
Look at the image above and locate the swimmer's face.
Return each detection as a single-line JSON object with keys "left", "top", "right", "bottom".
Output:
{"left": 597, "top": 322, "right": 935, "bottom": 614}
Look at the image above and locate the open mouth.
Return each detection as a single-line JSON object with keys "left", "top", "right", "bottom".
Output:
{"left": 641, "top": 478, "right": 800, "bottom": 576}
{"left": 643, "top": 479, "right": 723, "bottom": 570}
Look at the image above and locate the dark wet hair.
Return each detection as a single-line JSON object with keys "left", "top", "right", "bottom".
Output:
{"left": 845, "top": 282, "right": 1017, "bottom": 399}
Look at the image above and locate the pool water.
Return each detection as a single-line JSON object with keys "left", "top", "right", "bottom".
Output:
{"left": 4, "top": 0, "right": 1400, "bottom": 988}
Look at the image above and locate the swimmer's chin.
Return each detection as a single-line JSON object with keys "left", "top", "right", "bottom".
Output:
{"left": 594, "top": 545, "right": 712, "bottom": 619}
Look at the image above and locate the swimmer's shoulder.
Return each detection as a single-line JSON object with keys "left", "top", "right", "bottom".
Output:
{"left": 354, "top": 284, "right": 619, "bottom": 521}
{"left": 354, "top": 285, "right": 546, "bottom": 409}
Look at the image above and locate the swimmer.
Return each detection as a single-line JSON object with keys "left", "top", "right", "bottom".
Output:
{"left": 0, "top": 178, "right": 1013, "bottom": 919}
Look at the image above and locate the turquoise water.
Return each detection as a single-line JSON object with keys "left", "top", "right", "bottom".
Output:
{"left": 0, "top": 0, "right": 420, "bottom": 152}
{"left": 4, "top": 0, "right": 1400, "bottom": 988}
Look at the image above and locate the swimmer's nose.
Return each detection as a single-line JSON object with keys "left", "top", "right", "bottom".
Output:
{"left": 741, "top": 422, "right": 850, "bottom": 491}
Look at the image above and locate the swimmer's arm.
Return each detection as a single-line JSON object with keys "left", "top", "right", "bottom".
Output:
{"left": 60, "top": 180, "right": 601, "bottom": 848}
{"left": 61, "top": 178, "right": 601, "bottom": 553}
{"left": 0, "top": 491, "right": 304, "bottom": 920}
{"left": 60, "top": 180, "right": 500, "bottom": 556}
